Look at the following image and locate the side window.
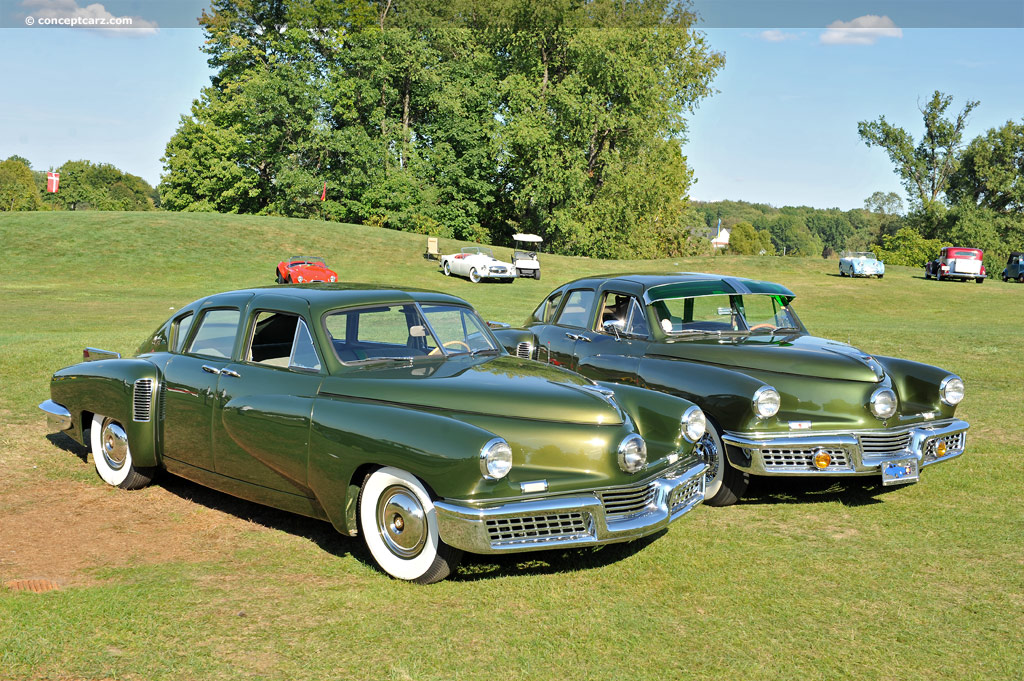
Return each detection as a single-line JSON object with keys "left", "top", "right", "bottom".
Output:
{"left": 186, "top": 308, "right": 240, "bottom": 358}
{"left": 625, "top": 298, "right": 650, "bottom": 337}
{"left": 531, "top": 291, "right": 563, "bottom": 323}
{"left": 247, "top": 311, "right": 322, "bottom": 371}
{"left": 554, "top": 289, "right": 595, "bottom": 328}
{"left": 172, "top": 312, "right": 194, "bottom": 353}
{"left": 324, "top": 304, "right": 437, "bottom": 363}
{"left": 596, "top": 293, "right": 650, "bottom": 337}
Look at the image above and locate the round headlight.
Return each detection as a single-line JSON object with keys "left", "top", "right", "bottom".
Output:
{"left": 297, "top": 275, "right": 305, "bottom": 283}
{"left": 617, "top": 433, "right": 647, "bottom": 473}
{"left": 870, "top": 387, "right": 898, "bottom": 419}
{"left": 479, "top": 438, "right": 513, "bottom": 480}
{"left": 682, "top": 405, "right": 706, "bottom": 443}
{"left": 940, "top": 375, "right": 964, "bottom": 406}
{"left": 329, "top": 275, "right": 337, "bottom": 282}
{"left": 752, "top": 386, "right": 781, "bottom": 419}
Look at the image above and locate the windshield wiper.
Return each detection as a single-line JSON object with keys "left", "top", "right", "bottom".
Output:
{"left": 748, "top": 326, "right": 802, "bottom": 335}
{"left": 350, "top": 356, "right": 415, "bottom": 365}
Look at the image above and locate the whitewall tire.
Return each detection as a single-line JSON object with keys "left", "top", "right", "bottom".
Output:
{"left": 90, "top": 414, "right": 154, "bottom": 490}
{"left": 696, "top": 419, "right": 748, "bottom": 507}
{"left": 358, "top": 467, "right": 462, "bottom": 584}
{"left": 469, "top": 268, "right": 481, "bottom": 283}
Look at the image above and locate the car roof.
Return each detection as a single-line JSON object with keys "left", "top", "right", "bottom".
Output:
{"left": 557, "top": 272, "right": 796, "bottom": 301}
{"left": 196, "top": 284, "right": 468, "bottom": 316}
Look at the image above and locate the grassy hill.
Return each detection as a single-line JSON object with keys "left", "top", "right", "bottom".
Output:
{"left": 1, "top": 211, "right": 1021, "bottom": 680}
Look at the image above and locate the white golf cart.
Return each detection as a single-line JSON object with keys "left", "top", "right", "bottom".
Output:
{"left": 512, "top": 233, "right": 543, "bottom": 280}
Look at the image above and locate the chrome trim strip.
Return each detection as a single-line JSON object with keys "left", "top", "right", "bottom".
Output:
{"left": 722, "top": 419, "right": 969, "bottom": 476}
{"left": 433, "top": 461, "right": 708, "bottom": 554}
{"left": 39, "top": 400, "right": 72, "bottom": 433}
{"left": 83, "top": 347, "right": 121, "bottom": 362}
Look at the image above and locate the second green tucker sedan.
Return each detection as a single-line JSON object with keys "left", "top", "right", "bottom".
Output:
{"left": 492, "top": 273, "right": 969, "bottom": 506}
{"left": 39, "top": 285, "right": 708, "bottom": 583}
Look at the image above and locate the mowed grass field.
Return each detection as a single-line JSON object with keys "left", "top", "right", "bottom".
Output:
{"left": 1, "top": 211, "right": 1021, "bottom": 680}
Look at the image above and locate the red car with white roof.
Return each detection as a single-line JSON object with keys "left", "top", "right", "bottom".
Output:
{"left": 924, "top": 247, "right": 986, "bottom": 283}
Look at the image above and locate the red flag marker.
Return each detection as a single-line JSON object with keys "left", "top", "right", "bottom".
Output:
{"left": 46, "top": 172, "right": 60, "bottom": 193}
{"left": 320, "top": 182, "right": 327, "bottom": 201}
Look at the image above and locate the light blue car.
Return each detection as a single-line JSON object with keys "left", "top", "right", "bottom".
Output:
{"left": 839, "top": 251, "right": 885, "bottom": 278}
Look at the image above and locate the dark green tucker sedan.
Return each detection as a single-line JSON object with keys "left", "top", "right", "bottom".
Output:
{"left": 39, "top": 285, "right": 709, "bottom": 583}
{"left": 492, "top": 273, "right": 969, "bottom": 506}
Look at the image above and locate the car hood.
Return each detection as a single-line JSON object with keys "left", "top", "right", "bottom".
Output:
{"left": 651, "top": 334, "right": 884, "bottom": 383}
{"left": 289, "top": 264, "right": 336, "bottom": 278}
{"left": 319, "top": 355, "right": 625, "bottom": 425}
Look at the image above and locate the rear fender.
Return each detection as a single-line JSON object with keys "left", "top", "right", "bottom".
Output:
{"left": 492, "top": 328, "right": 536, "bottom": 357}
{"left": 50, "top": 359, "right": 161, "bottom": 467}
{"left": 307, "top": 400, "right": 499, "bottom": 535}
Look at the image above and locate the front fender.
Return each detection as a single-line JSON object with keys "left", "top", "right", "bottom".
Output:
{"left": 874, "top": 355, "right": 959, "bottom": 418}
{"left": 49, "top": 358, "right": 161, "bottom": 467}
{"left": 637, "top": 356, "right": 772, "bottom": 432}
{"left": 306, "top": 399, "right": 499, "bottom": 535}
{"left": 595, "top": 381, "right": 699, "bottom": 460}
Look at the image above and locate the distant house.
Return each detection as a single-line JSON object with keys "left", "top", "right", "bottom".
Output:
{"left": 710, "top": 225, "right": 730, "bottom": 249}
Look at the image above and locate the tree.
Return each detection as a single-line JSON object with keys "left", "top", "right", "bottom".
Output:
{"left": 858, "top": 91, "right": 979, "bottom": 213}
{"left": 805, "top": 210, "right": 853, "bottom": 254}
{"left": 871, "top": 227, "right": 948, "bottom": 267}
{"left": 947, "top": 118, "right": 1024, "bottom": 214}
{"left": 0, "top": 158, "right": 42, "bottom": 211}
{"left": 863, "top": 191, "right": 903, "bottom": 216}
{"left": 727, "top": 222, "right": 774, "bottom": 255}
{"left": 44, "top": 160, "right": 155, "bottom": 211}
{"left": 754, "top": 213, "right": 821, "bottom": 256}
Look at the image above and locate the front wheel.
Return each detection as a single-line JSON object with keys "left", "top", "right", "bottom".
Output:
{"left": 469, "top": 267, "right": 482, "bottom": 283}
{"left": 696, "top": 419, "right": 748, "bottom": 507}
{"left": 358, "top": 467, "right": 462, "bottom": 584}
{"left": 442, "top": 261, "right": 451, "bottom": 276}
{"left": 533, "top": 270, "right": 541, "bottom": 281}
{"left": 1018, "top": 274, "right": 1024, "bottom": 283}
{"left": 90, "top": 414, "right": 154, "bottom": 489}
{"left": 877, "top": 274, "right": 883, "bottom": 279}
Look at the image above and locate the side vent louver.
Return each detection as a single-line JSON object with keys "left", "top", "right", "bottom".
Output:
{"left": 516, "top": 342, "right": 534, "bottom": 359}
{"left": 133, "top": 378, "right": 154, "bottom": 422}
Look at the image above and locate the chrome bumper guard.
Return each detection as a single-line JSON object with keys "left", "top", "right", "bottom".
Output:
{"left": 39, "top": 400, "right": 73, "bottom": 433}
{"left": 722, "top": 419, "right": 969, "bottom": 477}
{"left": 433, "top": 460, "right": 708, "bottom": 554}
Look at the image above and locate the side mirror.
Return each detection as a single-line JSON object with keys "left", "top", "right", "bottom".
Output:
{"left": 409, "top": 325, "right": 426, "bottom": 338}
{"left": 603, "top": 319, "right": 625, "bottom": 339}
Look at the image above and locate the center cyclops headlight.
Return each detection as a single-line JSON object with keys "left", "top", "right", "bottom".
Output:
{"left": 479, "top": 438, "right": 513, "bottom": 480}
{"left": 870, "top": 387, "right": 898, "bottom": 419}
{"left": 682, "top": 405, "right": 706, "bottom": 443}
{"left": 752, "top": 386, "right": 781, "bottom": 419}
{"left": 617, "top": 433, "right": 648, "bottom": 473}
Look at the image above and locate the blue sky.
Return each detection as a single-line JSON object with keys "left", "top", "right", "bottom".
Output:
{"left": 1, "top": 1, "right": 1022, "bottom": 211}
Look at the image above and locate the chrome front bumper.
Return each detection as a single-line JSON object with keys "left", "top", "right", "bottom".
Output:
{"left": 434, "top": 460, "right": 708, "bottom": 554}
{"left": 39, "top": 399, "right": 72, "bottom": 433}
{"left": 722, "top": 419, "right": 969, "bottom": 477}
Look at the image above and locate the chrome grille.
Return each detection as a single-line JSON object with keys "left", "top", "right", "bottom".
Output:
{"left": 491, "top": 266, "right": 507, "bottom": 274}
{"left": 486, "top": 513, "right": 590, "bottom": 545}
{"left": 859, "top": 431, "right": 913, "bottom": 455}
{"left": 516, "top": 342, "right": 533, "bottom": 359}
{"left": 158, "top": 383, "right": 167, "bottom": 421}
{"left": 133, "top": 378, "right": 154, "bottom": 422}
{"left": 599, "top": 483, "right": 657, "bottom": 518}
{"left": 924, "top": 432, "right": 966, "bottom": 461}
{"left": 669, "top": 477, "right": 703, "bottom": 513}
{"left": 761, "top": 447, "right": 850, "bottom": 471}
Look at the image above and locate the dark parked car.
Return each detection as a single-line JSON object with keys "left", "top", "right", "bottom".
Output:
{"left": 1001, "top": 252, "right": 1024, "bottom": 282}
{"left": 492, "top": 273, "right": 969, "bottom": 506}
{"left": 40, "top": 285, "right": 708, "bottom": 583}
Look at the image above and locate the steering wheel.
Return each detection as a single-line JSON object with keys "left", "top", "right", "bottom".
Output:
{"left": 428, "top": 340, "right": 472, "bottom": 355}
{"left": 748, "top": 323, "right": 776, "bottom": 331}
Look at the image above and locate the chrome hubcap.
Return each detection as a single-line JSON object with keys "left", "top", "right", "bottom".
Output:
{"left": 696, "top": 432, "right": 720, "bottom": 483}
{"left": 101, "top": 421, "right": 129, "bottom": 470}
{"left": 377, "top": 486, "right": 427, "bottom": 559}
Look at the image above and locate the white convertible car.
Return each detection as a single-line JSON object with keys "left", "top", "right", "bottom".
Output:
{"left": 839, "top": 251, "right": 885, "bottom": 278}
{"left": 440, "top": 247, "right": 516, "bottom": 283}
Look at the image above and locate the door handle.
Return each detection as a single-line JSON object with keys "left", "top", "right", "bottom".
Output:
{"left": 565, "top": 333, "right": 579, "bottom": 340}
{"left": 220, "top": 369, "right": 240, "bottom": 378}
{"left": 201, "top": 365, "right": 221, "bottom": 375}
{"left": 577, "top": 335, "right": 591, "bottom": 342}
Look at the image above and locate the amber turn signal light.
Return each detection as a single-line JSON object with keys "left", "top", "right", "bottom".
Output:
{"left": 812, "top": 449, "right": 832, "bottom": 470}
{"left": 937, "top": 442, "right": 947, "bottom": 457}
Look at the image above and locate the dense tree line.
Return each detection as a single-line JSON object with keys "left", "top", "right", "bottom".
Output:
{"left": 159, "top": 0, "right": 724, "bottom": 258}
{"left": 0, "top": 156, "right": 157, "bottom": 212}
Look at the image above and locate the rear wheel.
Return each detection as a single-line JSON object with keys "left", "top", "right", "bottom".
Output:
{"left": 696, "top": 419, "right": 748, "bottom": 507}
{"left": 90, "top": 414, "right": 154, "bottom": 490}
{"left": 1019, "top": 274, "right": 1024, "bottom": 283}
{"left": 469, "top": 268, "right": 482, "bottom": 283}
{"left": 275, "top": 269, "right": 283, "bottom": 284}
{"left": 976, "top": 277, "right": 984, "bottom": 284}
{"left": 877, "top": 274, "right": 883, "bottom": 279}
{"left": 533, "top": 270, "right": 541, "bottom": 280}
{"left": 358, "top": 467, "right": 462, "bottom": 584}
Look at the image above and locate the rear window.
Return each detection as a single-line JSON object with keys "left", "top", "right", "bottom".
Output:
{"left": 950, "top": 250, "right": 980, "bottom": 258}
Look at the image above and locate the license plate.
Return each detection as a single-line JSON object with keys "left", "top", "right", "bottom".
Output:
{"left": 881, "top": 457, "right": 920, "bottom": 486}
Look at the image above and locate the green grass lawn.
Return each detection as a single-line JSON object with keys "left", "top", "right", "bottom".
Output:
{"left": 1, "top": 211, "right": 1021, "bottom": 680}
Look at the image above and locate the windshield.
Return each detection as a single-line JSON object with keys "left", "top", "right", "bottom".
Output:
{"left": 324, "top": 303, "right": 498, "bottom": 364}
{"left": 651, "top": 294, "right": 805, "bottom": 336}
{"left": 289, "top": 256, "right": 326, "bottom": 266}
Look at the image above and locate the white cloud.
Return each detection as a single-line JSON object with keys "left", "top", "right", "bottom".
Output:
{"left": 820, "top": 15, "right": 902, "bottom": 45}
{"left": 21, "top": 0, "right": 159, "bottom": 35}
{"left": 759, "top": 30, "right": 800, "bottom": 42}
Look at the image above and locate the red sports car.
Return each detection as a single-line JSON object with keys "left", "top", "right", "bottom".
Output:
{"left": 275, "top": 256, "right": 338, "bottom": 284}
